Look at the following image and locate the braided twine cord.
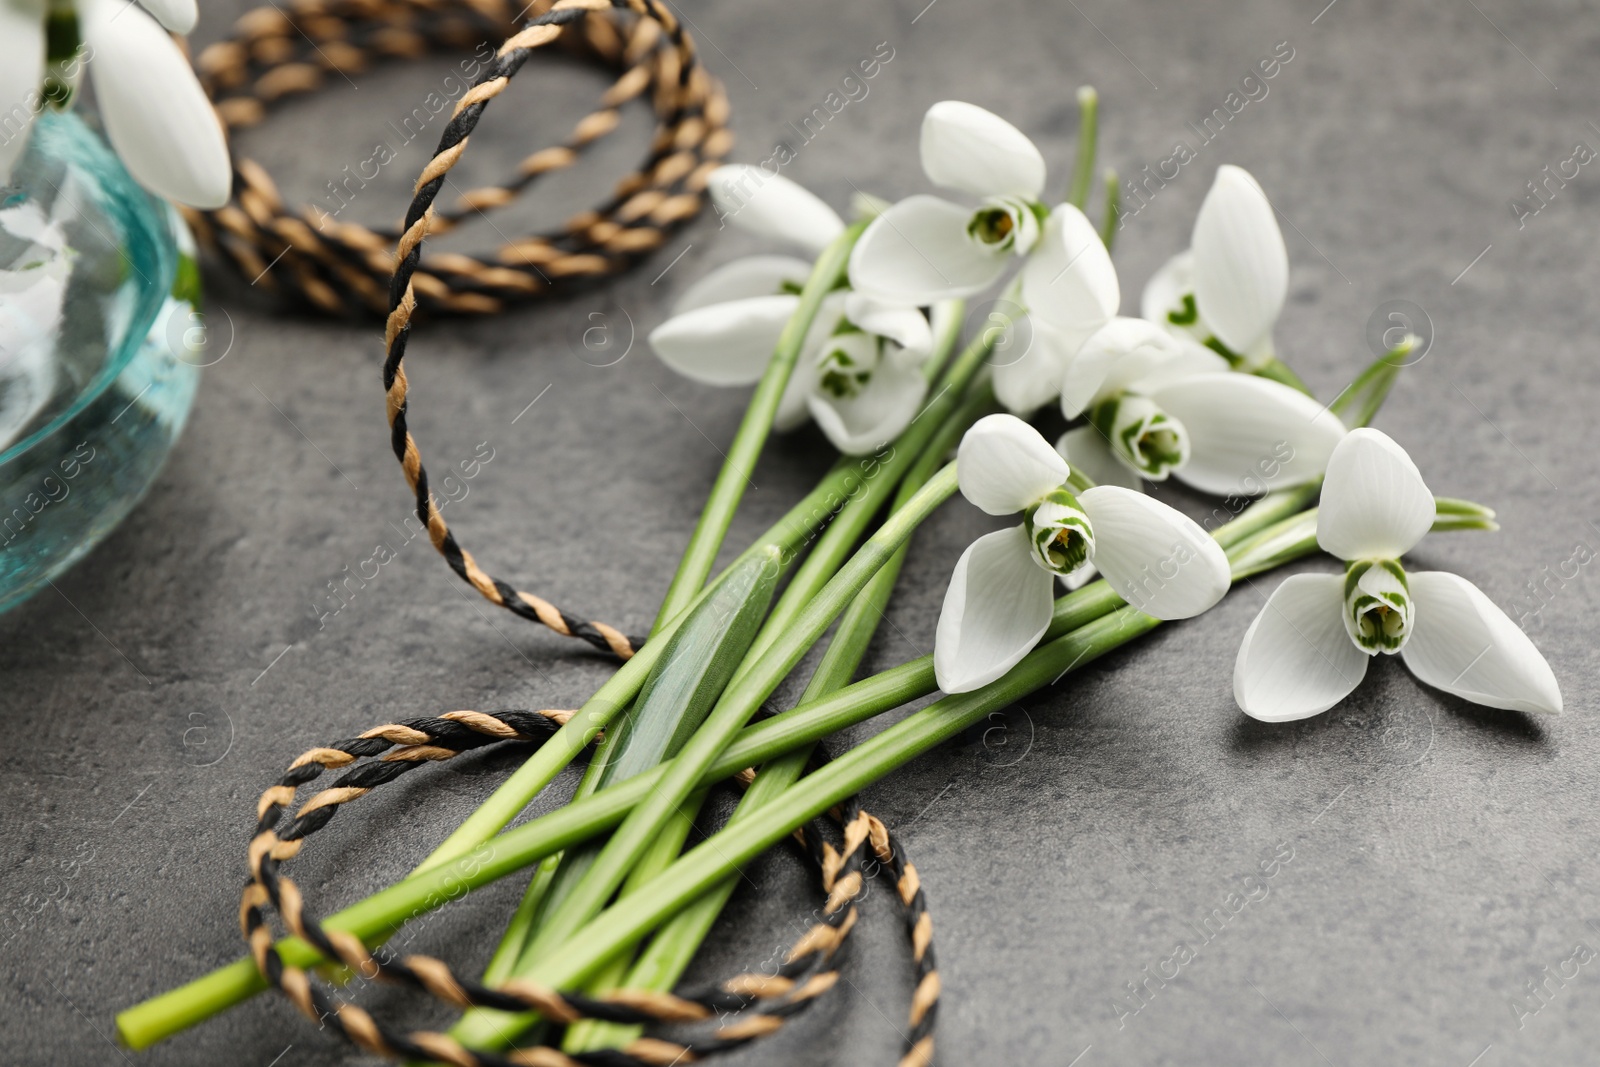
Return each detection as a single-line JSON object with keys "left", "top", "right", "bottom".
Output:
{"left": 246, "top": 707, "right": 941, "bottom": 1066}
{"left": 369, "top": 0, "right": 735, "bottom": 659}
{"left": 187, "top": 0, "right": 730, "bottom": 317}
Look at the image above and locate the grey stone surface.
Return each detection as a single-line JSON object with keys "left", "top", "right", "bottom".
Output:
{"left": 4, "top": 0, "right": 1599, "bottom": 1064}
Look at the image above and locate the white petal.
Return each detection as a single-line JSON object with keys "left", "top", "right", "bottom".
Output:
{"left": 992, "top": 315, "right": 1074, "bottom": 416}
{"left": 919, "top": 100, "right": 1047, "bottom": 200}
{"left": 648, "top": 295, "right": 796, "bottom": 386}
{"left": 1058, "top": 317, "right": 1177, "bottom": 418}
{"left": 1020, "top": 205, "right": 1119, "bottom": 340}
{"left": 1077, "top": 486, "right": 1230, "bottom": 620}
{"left": 1055, "top": 426, "right": 1143, "bottom": 492}
{"left": 1147, "top": 374, "right": 1347, "bottom": 497}
{"left": 934, "top": 526, "right": 1056, "bottom": 693}
{"left": 0, "top": 1, "right": 45, "bottom": 185}
{"left": 81, "top": 0, "right": 231, "bottom": 208}
{"left": 674, "top": 254, "right": 812, "bottom": 315}
{"left": 708, "top": 165, "right": 844, "bottom": 255}
{"left": 1058, "top": 560, "right": 1100, "bottom": 591}
{"left": 1316, "top": 428, "right": 1435, "bottom": 562}
{"left": 807, "top": 361, "right": 928, "bottom": 456}
{"left": 138, "top": 0, "right": 197, "bottom": 33}
{"left": 1191, "top": 165, "right": 1287, "bottom": 355}
{"left": 956, "top": 413, "right": 1069, "bottom": 515}
{"left": 1402, "top": 572, "right": 1562, "bottom": 715}
{"left": 1123, "top": 336, "right": 1231, "bottom": 392}
{"left": 1140, "top": 249, "right": 1195, "bottom": 326}
{"left": 1233, "top": 574, "right": 1369, "bottom": 722}
{"left": 847, "top": 195, "right": 1011, "bottom": 303}
{"left": 843, "top": 291, "right": 932, "bottom": 364}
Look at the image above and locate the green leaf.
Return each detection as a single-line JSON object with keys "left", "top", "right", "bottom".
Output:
{"left": 596, "top": 550, "right": 781, "bottom": 785}
{"left": 447, "top": 547, "right": 781, "bottom": 1047}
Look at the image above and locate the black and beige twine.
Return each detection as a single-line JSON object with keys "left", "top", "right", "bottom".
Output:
{"left": 246, "top": 708, "right": 940, "bottom": 1066}
{"left": 189, "top": 0, "right": 729, "bottom": 317}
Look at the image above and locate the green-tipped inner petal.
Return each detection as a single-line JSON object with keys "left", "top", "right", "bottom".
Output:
{"left": 1342, "top": 558, "right": 1412, "bottom": 655}
{"left": 1024, "top": 487, "right": 1095, "bottom": 575}
{"left": 1089, "top": 393, "right": 1190, "bottom": 480}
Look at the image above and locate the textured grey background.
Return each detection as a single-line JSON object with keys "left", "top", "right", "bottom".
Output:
{"left": 4, "top": 0, "right": 1599, "bottom": 1064}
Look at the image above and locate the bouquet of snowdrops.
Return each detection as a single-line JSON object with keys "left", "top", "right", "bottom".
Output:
{"left": 119, "top": 90, "right": 1557, "bottom": 1065}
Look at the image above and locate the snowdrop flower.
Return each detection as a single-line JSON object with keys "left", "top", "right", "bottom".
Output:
{"left": 653, "top": 165, "right": 946, "bottom": 456}
{"left": 650, "top": 288, "right": 939, "bottom": 456}
{"left": 934, "top": 414, "right": 1230, "bottom": 693}
{"left": 1234, "top": 429, "right": 1561, "bottom": 721}
{"left": 1, "top": 0, "right": 229, "bottom": 208}
{"left": 846, "top": 103, "right": 1119, "bottom": 415}
{"left": 1141, "top": 165, "right": 1287, "bottom": 370}
{"left": 1055, "top": 317, "right": 1346, "bottom": 494}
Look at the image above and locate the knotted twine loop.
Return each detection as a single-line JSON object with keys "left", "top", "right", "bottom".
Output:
{"left": 370, "top": 0, "right": 732, "bottom": 659}
{"left": 186, "top": 0, "right": 730, "bottom": 317}
{"left": 246, "top": 707, "right": 941, "bottom": 1066}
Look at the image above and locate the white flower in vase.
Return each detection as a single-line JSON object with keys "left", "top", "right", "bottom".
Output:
{"left": 1234, "top": 429, "right": 1561, "bottom": 721}
{"left": 0, "top": 0, "right": 230, "bottom": 209}
{"left": 934, "top": 413, "right": 1231, "bottom": 694}
{"left": 0, "top": 200, "right": 71, "bottom": 450}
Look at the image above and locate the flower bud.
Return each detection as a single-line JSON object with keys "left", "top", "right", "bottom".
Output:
{"left": 1024, "top": 487, "right": 1095, "bottom": 575}
{"left": 1090, "top": 394, "right": 1190, "bottom": 480}
{"left": 1342, "top": 559, "right": 1412, "bottom": 654}
{"left": 967, "top": 195, "right": 1044, "bottom": 255}
{"left": 814, "top": 328, "right": 881, "bottom": 400}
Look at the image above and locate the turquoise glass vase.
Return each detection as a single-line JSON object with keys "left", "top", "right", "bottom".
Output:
{"left": 0, "top": 109, "right": 202, "bottom": 613}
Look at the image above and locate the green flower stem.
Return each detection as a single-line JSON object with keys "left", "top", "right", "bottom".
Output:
{"left": 567, "top": 383, "right": 999, "bottom": 1053}
{"left": 1330, "top": 343, "right": 1408, "bottom": 429}
{"left": 652, "top": 221, "right": 867, "bottom": 632}
{"left": 558, "top": 790, "right": 707, "bottom": 1053}
{"left": 116, "top": 467, "right": 1214, "bottom": 1051}
{"left": 1210, "top": 482, "right": 1321, "bottom": 551}
{"left": 451, "top": 463, "right": 961, "bottom": 1051}
{"left": 1100, "top": 168, "right": 1120, "bottom": 252}
{"left": 1066, "top": 85, "right": 1099, "bottom": 210}
{"left": 480, "top": 855, "right": 559, "bottom": 986}
{"left": 1433, "top": 496, "right": 1497, "bottom": 522}
{"left": 1255, "top": 357, "right": 1313, "bottom": 395}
